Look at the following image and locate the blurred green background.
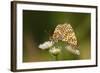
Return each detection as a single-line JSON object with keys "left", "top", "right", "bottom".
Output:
{"left": 23, "top": 10, "right": 91, "bottom": 62}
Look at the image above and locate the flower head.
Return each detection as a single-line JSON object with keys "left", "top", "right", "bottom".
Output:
{"left": 39, "top": 41, "right": 54, "bottom": 50}
{"left": 49, "top": 47, "right": 61, "bottom": 55}
{"left": 65, "top": 45, "right": 80, "bottom": 55}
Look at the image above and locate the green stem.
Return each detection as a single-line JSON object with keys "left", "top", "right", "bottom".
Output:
{"left": 55, "top": 54, "right": 58, "bottom": 61}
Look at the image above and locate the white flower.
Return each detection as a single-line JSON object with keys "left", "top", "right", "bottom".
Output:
{"left": 39, "top": 41, "right": 54, "bottom": 50}
{"left": 75, "top": 50, "right": 80, "bottom": 55}
{"left": 65, "top": 45, "right": 80, "bottom": 55}
{"left": 49, "top": 47, "right": 61, "bottom": 55}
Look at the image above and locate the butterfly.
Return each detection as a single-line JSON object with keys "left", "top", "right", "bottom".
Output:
{"left": 51, "top": 23, "right": 80, "bottom": 55}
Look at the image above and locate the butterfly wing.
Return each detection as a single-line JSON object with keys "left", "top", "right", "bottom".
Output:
{"left": 52, "top": 23, "right": 78, "bottom": 48}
